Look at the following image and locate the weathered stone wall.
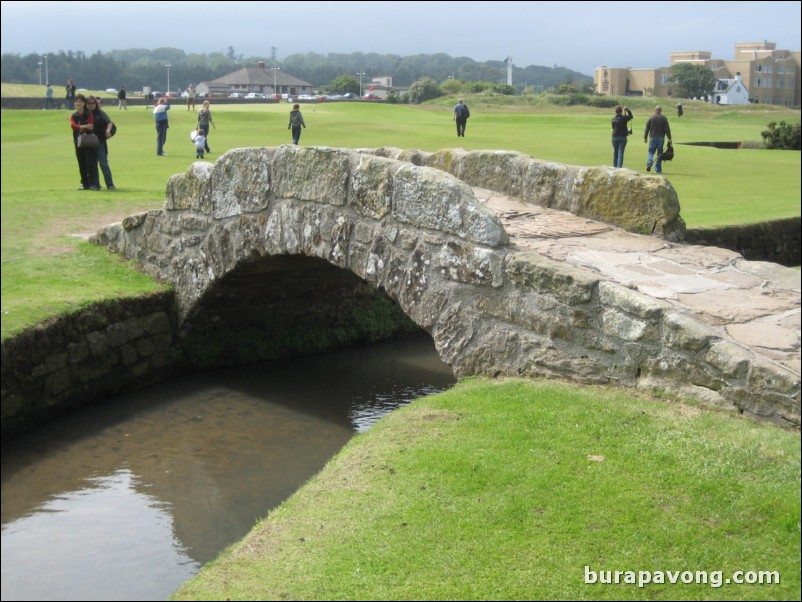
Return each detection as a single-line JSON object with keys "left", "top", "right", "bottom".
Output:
{"left": 92, "top": 146, "right": 799, "bottom": 426}
{"left": 1, "top": 293, "right": 176, "bottom": 437}
{"left": 686, "top": 217, "right": 801, "bottom": 267}
{"left": 361, "top": 147, "right": 687, "bottom": 240}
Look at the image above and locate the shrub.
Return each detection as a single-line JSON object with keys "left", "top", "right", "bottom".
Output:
{"left": 761, "top": 121, "right": 801, "bottom": 150}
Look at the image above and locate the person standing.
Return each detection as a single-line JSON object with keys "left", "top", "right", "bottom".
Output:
{"left": 677, "top": 103, "right": 683, "bottom": 118}
{"left": 44, "top": 84, "right": 54, "bottom": 110}
{"left": 66, "top": 79, "right": 76, "bottom": 110}
{"left": 88, "top": 96, "right": 116, "bottom": 189}
{"left": 196, "top": 100, "right": 215, "bottom": 153}
{"left": 186, "top": 84, "right": 197, "bottom": 111}
{"left": 194, "top": 128, "right": 207, "bottom": 159}
{"left": 288, "top": 103, "right": 306, "bottom": 144}
{"left": 70, "top": 94, "right": 99, "bottom": 190}
{"left": 452, "top": 98, "right": 470, "bottom": 137}
{"left": 153, "top": 97, "right": 170, "bottom": 156}
{"left": 643, "top": 105, "right": 672, "bottom": 173}
{"left": 610, "top": 105, "right": 633, "bottom": 168}
{"left": 117, "top": 86, "right": 127, "bottom": 110}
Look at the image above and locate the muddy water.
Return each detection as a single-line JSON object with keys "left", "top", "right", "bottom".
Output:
{"left": 1, "top": 335, "right": 455, "bottom": 601}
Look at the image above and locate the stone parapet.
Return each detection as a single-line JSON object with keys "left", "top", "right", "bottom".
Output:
{"left": 360, "top": 147, "right": 687, "bottom": 241}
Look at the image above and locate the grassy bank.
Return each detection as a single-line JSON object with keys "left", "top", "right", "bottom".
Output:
{"left": 1, "top": 98, "right": 799, "bottom": 339}
{"left": 173, "top": 377, "right": 801, "bottom": 601}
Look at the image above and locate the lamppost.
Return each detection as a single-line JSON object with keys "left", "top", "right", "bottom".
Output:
{"left": 271, "top": 67, "right": 280, "bottom": 96}
{"left": 165, "top": 64, "right": 172, "bottom": 95}
{"left": 37, "top": 61, "right": 43, "bottom": 85}
{"left": 356, "top": 72, "right": 365, "bottom": 97}
{"left": 44, "top": 55, "right": 48, "bottom": 85}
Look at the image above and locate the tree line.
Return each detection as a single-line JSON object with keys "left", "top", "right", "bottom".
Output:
{"left": 0, "top": 47, "right": 591, "bottom": 93}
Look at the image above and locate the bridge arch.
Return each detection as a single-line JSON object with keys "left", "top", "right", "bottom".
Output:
{"left": 95, "top": 146, "right": 799, "bottom": 425}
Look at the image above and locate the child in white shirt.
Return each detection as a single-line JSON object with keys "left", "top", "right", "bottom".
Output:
{"left": 194, "top": 128, "right": 206, "bottom": 159}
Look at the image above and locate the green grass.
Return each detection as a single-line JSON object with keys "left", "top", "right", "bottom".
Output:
{"left": 1, "top": 97, "right": 799, "bottom": 340}
{"left": 173, "top": 377, "right": 801, "bottom": 601}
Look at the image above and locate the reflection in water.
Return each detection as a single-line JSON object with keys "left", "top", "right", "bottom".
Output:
{"left": 1, "top": 335, "right": 455, "bottom": 601}
{"left": 1, "top": 469, "right": 198, "bottom": 601}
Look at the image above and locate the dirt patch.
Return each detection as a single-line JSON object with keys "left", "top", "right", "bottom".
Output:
{"left": 32, "top": 205, "right": 153, "bottom": 256}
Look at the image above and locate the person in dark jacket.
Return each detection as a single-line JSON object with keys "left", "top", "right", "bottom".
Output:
{"left": 69, "top": 94, "right": 99, "bottom": 190}
{"left": 611, "top": 105, "right": 633, "bottom": 168}
{"left": 643, "top": 106, "right": 672, "bottom": 173}
{"left": 288, "top": 104, "right": 306, "bottom": 144}
{"left": 88, "top": 96, "right": 116, "bottom": 189}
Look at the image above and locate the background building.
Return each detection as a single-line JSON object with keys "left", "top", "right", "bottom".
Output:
{"left": 594, "top": 42, "right": 800, "bottom": 106}
{"left": 203, "top": 62, "right": 314, "bottom": 98}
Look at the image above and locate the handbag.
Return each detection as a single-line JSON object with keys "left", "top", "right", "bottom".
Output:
{"left": 662, "top": 141, "right": 675, "bottom": 161}
{"left": 77, "top": 133, "right": 100, "bottom": 149}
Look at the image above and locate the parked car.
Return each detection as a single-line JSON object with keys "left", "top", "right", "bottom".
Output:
{"left": 244, "top": 92, "right": 267, "bottom": 99}
{"left": 228, "top": 92, "right": 242, "bottom": 98}
{"left": 105, "top": 88, "right": 117, "bottom": 94}
{"left": 362, "top": 93, "right": 381, "bottom": 100}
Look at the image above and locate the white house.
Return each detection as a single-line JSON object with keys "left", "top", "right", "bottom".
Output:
{"left": 712, "top": 72, "right": 750, "bottom": 105}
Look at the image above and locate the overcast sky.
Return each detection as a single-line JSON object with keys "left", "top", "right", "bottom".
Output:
{"left": 2, "top": 0, "right": 800, "bottom": 76}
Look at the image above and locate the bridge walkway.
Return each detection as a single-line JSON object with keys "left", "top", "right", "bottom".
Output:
{"left": 472, "top": 187, "right": 800, "bottom": 378}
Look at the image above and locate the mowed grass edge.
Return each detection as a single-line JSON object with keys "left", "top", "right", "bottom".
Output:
{"left": 172, "top": 377, "right": 801, "bottom": 601}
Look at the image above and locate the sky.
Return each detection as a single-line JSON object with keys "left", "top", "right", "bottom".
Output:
{"left": 1, "top": 0, "right": 800, "bottom": 77}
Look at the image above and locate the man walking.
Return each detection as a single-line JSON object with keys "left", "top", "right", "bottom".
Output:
{"left": 153, "top": 97, "right": 170, "bottom": 156}
{"left": 643, "top": 105, "right": 672, "bottom": 173}
{"left": 453, "top": 98, "right": 470, "bottom": 137}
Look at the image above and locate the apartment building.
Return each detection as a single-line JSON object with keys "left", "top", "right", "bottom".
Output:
{"left": 594, "top": 42, "right": 800, "bottom": 106}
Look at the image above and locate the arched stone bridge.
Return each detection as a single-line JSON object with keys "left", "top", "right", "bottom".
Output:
{"left": 94, "top": 146, "right": 800, "bottom": 426}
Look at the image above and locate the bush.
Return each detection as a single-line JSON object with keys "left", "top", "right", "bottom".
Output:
{"left": 761, "top": 121, "right": 801, "bottom": 150}
{"left": 586, "top": 96, "right": 619, "bottom": 108}
{"left": 550, "top": 93, "right": 589, "bottom": 106}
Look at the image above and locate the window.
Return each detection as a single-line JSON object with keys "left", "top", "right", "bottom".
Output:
{"left": 754, "top": 78, "right": 762, "bottom": 88}
{"left": 776, "top": 79, "right": 784, "bottom": 89}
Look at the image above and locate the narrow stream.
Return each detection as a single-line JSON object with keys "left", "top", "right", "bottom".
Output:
{"left": 1, "top": 334, "right": 455, "bottom": 601}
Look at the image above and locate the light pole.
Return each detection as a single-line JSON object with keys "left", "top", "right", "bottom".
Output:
{"left": 165, "top": 64, "right": 172, "bottom": 95}
{"left": 37, "top": 61, "right": 43, "bottom": 85}
{"left": 44, "top": 55, "right": 48, "bottom": 85}
{"left": 356, "top": 72, "right": 365, "bottom": 97}
{"left": 271, "top": 67, "right": 280, "bottom": 96}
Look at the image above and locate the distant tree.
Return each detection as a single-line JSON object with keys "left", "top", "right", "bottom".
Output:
{"left": 407, "top": 76, "right": 442, "bottom": 103}
{"left": 671, "top": 63, "right": 717, "bottom": 99}
{"left": 440, "top": 78, "right": 465, "bottom": 95}
{"left": 761, "top": 121, "right": 801, "bottom": 150}
{"left": 327, "top": 75, "right": 360, "bottom": 95}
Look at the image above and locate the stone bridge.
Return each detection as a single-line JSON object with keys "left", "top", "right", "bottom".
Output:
{"left": 93, "top": 146, "right": 800, "bottom": 426}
